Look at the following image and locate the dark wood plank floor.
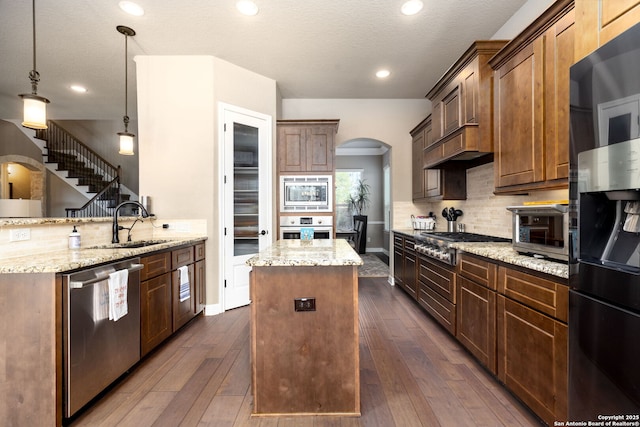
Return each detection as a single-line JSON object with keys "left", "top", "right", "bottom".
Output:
{"left": 69, "top": 277, "right": 543, "bottom": 427}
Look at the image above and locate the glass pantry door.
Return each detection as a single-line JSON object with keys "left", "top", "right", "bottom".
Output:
{"left": 222, "top": 105, "right": 272, "bottom": 310}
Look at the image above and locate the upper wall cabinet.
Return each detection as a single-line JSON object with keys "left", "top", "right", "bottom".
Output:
{"left": 411, "top": 116, "right": 466, "bottom": 201}
{"left": 424, "top": 40, "right": 508, "bottom": 169}
{"left": 574, "top": 0, "right": 640, "bottom": 61}
{"left": 489, "top": 0, "right": 574, "bottom": 194}
{"left": 277, "top": 120, "right": 339, "bottom": 173}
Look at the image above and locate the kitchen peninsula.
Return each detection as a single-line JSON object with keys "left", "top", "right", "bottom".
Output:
{"left": 0, "top": 217, "right": 207, "bottom": 426}
{"left": 246, "top": 239, "right": 362, "bottom": 416}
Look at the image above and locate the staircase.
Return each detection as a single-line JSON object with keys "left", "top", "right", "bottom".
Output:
{"left": 35, "top": 121, "right": 131, "bottom": 217}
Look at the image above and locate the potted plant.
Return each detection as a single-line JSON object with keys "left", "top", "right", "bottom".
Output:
{"left": 346, "top": 179, "right": 370, "bottom": 254}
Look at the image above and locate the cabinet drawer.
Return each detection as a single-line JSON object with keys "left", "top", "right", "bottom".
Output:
{"left": 418, "top": 284, "right": 456, "bottom": 335}
{"left": 418, "top": 256, "right": 456, "bottom": 303}
{"left": 140, "top": 252, "right": 171, "bottom": 281}
{"left": 393, "top": 234, "right": 403, "bottom": 248}
{"left": 172, "top": 246, "right": 195, "bottom": 269}
{"left": 497, "top": 266, "right": 568, "bottom": 322}
{"left": 403, "top": 238, "right": 415, "bottom": 253}
{"left": 195, "top": 242, "right": 205, "bottom": 261}
{"left": 458, "top": 253, "right": 497, "bottom": 290}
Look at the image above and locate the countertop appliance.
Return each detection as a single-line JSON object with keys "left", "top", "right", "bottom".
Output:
{"left": 414, "top": 232, "right": 511, "bottom": 265}
{"left": 62, "top": 258, "right": 143, "bottom": 418}
{"left": 569, "top": 22, "right": 640, "bottom": 420}
{"left": 279, "top": 215, "right": 333, "bottom": 240}
{"left": 506, "top": 204, "right": 569, "bottom": 262}
{"left": 280, "top": 175, "right": 332, "bottom": 212}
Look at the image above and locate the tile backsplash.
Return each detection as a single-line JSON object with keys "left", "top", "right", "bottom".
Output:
{"left": 397, "top": 163, "right": 569, "bottom": 238}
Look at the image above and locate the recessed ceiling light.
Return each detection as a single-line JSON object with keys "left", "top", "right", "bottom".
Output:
{"left": 70, "top": 85, "right": 88, "bottom": 93}
{"left": 401, "top": 0, "right": 423, "bottom": 16}
{"left": 236, "top": 0, "right": 259, "bottom": 16}
{"left": 376, "top": 69, "right": 391, "bottom": 79}
{"left": 119, "top": 1, "right": 144, "bottom": 16}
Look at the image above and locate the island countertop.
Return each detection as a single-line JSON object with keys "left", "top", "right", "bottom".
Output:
{"left": 246, "top": 239, "right": 363, "bottom": 267}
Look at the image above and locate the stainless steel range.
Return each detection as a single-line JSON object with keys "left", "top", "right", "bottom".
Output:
{"left": 414, "top": 232, "right": 511, "bottom": 265}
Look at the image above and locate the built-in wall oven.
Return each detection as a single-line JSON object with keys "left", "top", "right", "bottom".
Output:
{"left": 279, "top": 215, "right": 333, "bottom": 239}
{"left": 280, "top": 175, "right": 332, "bottom": 212}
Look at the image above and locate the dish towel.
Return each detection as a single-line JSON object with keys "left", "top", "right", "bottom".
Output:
{"left": 178, "top": 265, "right": 191, "bottom": 302}
{"left": 108, "top": 269, "right": 129, "bottom": 321}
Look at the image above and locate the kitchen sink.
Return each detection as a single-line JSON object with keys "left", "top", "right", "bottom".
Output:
{"left": 88, "top": 240, "right": 172, "bottom": 249}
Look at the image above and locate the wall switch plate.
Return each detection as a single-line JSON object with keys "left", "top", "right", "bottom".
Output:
{"left": 9, "top": 228, "right": 31, "bottom": 242}
{"left": 294, "top": 297, "right": 316, "bottom": 312}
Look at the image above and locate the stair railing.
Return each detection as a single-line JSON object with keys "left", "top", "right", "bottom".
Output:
{"left": 35, "top": 120, "right": 120, "bottom": 188}
{"left": 65, "top": 170, "right": 122, "bottom": 217}
{"left": 35, "top": 121, "right": 124, "bottom": 217}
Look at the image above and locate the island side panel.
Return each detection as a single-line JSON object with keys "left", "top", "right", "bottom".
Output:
{"left": 251, "top": 265, "right": 360, "bottom": 416}
{"left": 0, "top": 273, "right": 61, "bottom": 427}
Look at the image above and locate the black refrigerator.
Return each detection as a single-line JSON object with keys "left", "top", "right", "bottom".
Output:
{"left": 569, "top": 22, "right": 640, "bottom": 420}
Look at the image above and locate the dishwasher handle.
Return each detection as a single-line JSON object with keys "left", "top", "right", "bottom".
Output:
{"left": 69, "top": 263, "right": 144, "bottom": 289}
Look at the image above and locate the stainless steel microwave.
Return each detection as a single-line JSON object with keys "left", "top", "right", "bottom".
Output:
{"left": 506, "top": 204, "right": 569, "bottom": 262}
{"left": 280, "top": 175, "right": 332, "bottom": 212}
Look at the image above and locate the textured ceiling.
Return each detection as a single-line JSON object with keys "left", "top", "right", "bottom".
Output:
{"left": 0, "top": 0, "right": 528, "bottom": 121}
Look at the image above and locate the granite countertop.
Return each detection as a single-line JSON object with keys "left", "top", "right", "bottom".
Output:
{"left": 452, "top": 242, "right": 568, "bottom": 279}
{"left": 0, "top": 237, "right": 207, "bottom": 274}
{"left": 246, "top": 239, "right": 363, "bottom": 267}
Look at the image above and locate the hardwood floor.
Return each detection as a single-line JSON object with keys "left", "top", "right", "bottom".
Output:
{"left": 69, "top": 277, "right": 542, "bottom": 427}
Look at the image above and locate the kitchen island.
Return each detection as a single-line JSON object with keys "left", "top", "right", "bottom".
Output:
{"left": 246, "top": 239, "right": 362, "bottom": 417}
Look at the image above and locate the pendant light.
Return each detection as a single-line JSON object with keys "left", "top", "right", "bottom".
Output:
{"left": 19, "top": 0, "right": 50, "bottom": 130}
{"left": 117, "top": 25, "right": 136, "bottom": 155}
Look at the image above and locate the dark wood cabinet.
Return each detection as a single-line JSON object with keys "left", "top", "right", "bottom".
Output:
{"left": 140, "top": 252, "right": 172, "bottom": 356}
{"left": 140, "top": 242, "right": 205, "bottom": 356}
{"left": 497, "top": 265, "right": 568, "bottom": 425}
{"left": 276, "top": 120, "right": 338, "bottom": 173}
{"left": 490, "top": 0, "right": 574, "bottom": 193}
{"left": 393, "top": 233, "right": 417, "bottom": 299}
{"left": 425, "top": 40, "right": 508, "bottom": 168}
{"left": 456, "top": 254, "right": 498, "bottom": 373}
{"left": 172, "top": 246, "right": 196, "bottom": 331}
{"left": 410, "top": 116, "right": 467, "bottom": 201}
{"left": 140, "top": 272, "right": 172, "bottom": 356}
{"left": 417, "top": 254, "right": 456, "bottom": 335}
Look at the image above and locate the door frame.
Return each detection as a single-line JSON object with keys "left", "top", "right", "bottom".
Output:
{"left": 217, "top": 102, "right": 273, "bottom": 311}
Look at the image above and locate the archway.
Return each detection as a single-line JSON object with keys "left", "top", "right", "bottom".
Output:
{"left": 0, "top": 155, "right": 46, "bottom": 217}
{"left": 335, "top": 138, "right": 391, "bottom": 256}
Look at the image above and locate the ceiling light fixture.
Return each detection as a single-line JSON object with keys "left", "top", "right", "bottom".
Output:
{"left": 116, "top": 25, "right": 136, "bottom": 156}
{"left": 401, "top": 0, "right": 424, "bottom": 16}
{"left": 70, "top": 85, "right": 88, "bottom": 93}
{"left": 18, "top": 0, "right": 50, "bottom": 130}
{"left": 118, "top": 1, "right": 144, "bottom": 16}
{"left": 236, "top": 0, "right": 259, "bottom": 16}
{"left": 376, "top": 69, "right": 391, "bottom": 79}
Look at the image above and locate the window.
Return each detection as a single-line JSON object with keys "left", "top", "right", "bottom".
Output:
{"left": 335, "top": 169, "right": 363, "bottom": 230}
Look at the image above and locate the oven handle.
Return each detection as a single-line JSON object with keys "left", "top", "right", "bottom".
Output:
{"left": 69, "top": 263, "right": 144, "bottom": 289}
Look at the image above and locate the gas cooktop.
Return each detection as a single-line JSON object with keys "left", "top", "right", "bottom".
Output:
{"left": 419, "top": 231, "right": 511, "bottom": 243}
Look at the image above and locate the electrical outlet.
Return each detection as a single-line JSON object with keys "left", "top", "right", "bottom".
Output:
{"left": 9, "top": 228, "right": 31, "bottom": 242}
{"left": 294, "top": 297, "right": 316, "bottom": 312}
{"left": 367, "top": 237, "right": 371, "bottom": 242}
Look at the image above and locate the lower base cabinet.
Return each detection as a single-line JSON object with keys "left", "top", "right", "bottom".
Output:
{"left": 417, "top": 254, "right": 456, "bottom": 335}
{"left": 140, "top": 242, "right": 205, "bottom": 356}
{"left": 497, "top": 265, "right": 568, "bottom": 426}
{"left": 141, "top": 272, "right": 173, "bottom": 356}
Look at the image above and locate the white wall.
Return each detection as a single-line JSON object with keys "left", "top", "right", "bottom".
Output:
{"left": 136, "top": 55, "right": 277, "bottom": 310}
{"left": 492, "top": 0, "right": 555, "bottom": 40}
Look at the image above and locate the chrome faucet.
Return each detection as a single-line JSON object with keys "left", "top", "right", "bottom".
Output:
{"left": 112, "top": 201, "right": 151, "bottom": 244}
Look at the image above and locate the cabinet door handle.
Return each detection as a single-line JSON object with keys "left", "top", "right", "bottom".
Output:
{"left": 260, "top": 230, "right": 268, "bottom": 235}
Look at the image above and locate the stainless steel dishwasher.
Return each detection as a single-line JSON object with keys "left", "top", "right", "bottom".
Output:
{"left": 62, "top": 257, "right": 143, "bottom": 418}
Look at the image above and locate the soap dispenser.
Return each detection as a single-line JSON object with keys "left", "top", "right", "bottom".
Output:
{"left": 68, "top": 226, "right": 81, "bottom": 250}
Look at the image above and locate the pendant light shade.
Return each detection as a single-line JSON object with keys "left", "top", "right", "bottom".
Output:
{"left": 19, "top": 0, "right": 50, "bottom": 130}
{"left": 117, "top": 25, "right": 136, "bottom": 155}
